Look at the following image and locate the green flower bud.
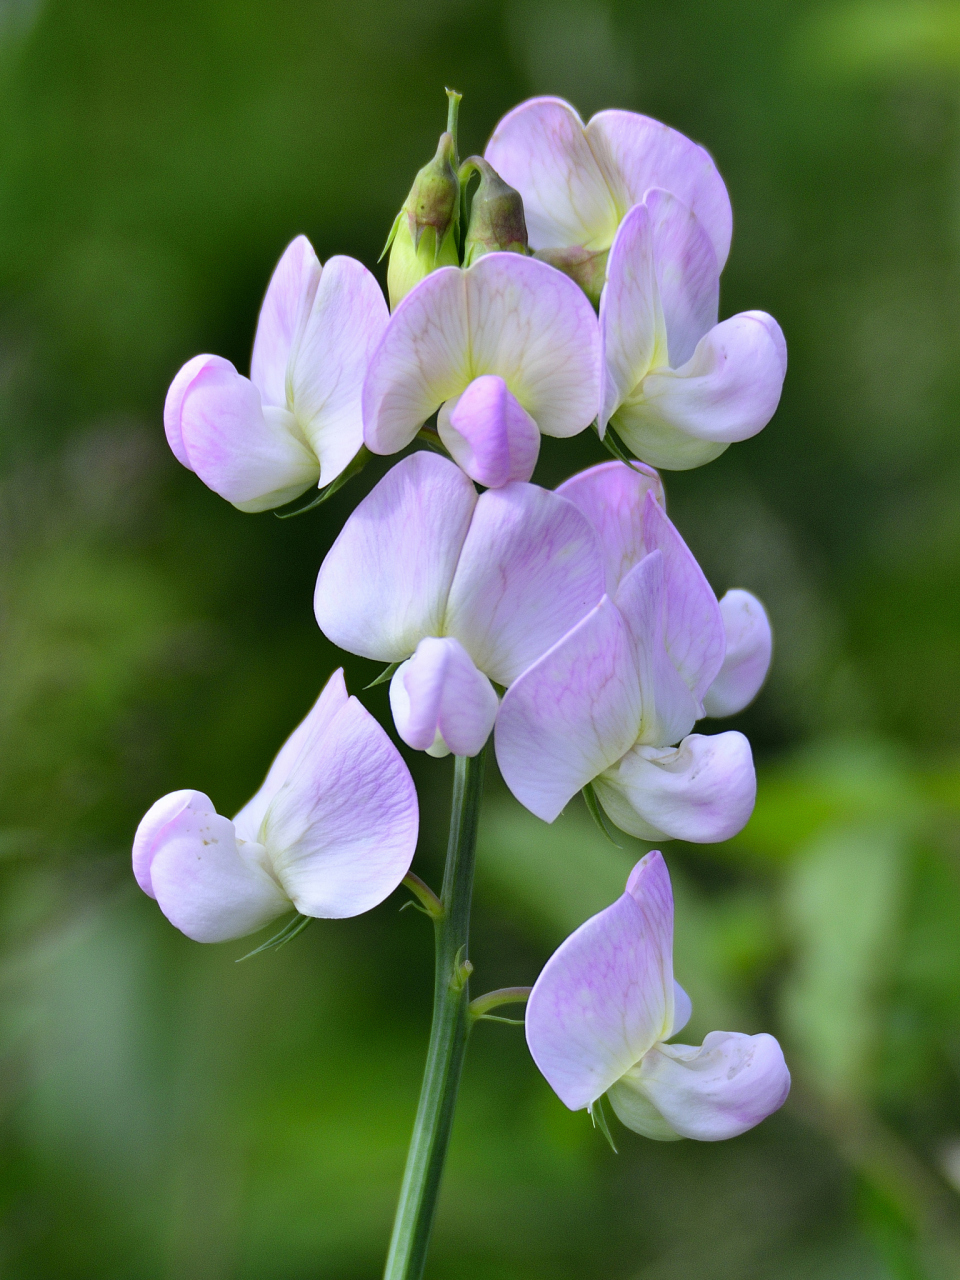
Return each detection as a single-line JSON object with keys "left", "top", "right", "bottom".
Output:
{"left": 384, "top": 131, "right": 460, "bottom": 309}
{"left": 534, "top": 246, "right": 608, "bottom": 308}
{"left": 460, "top": 157, "right": 529, "bottom": 267}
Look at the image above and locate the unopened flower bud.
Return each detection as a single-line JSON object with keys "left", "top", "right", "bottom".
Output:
{"left": 533, "top": 246, "right": 608, "bottom": 308}
{"left": 384, "top": 131, "right": 460, "bottom": 309}
{"left": 461, "top": 157, "right": 529, "bottom": 267}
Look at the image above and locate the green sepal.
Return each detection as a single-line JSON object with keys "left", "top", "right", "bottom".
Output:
{"left": 588, "top": 1097, "right": 619, "bottom": 1153}
{"left": 582, "top": 781, "right": 623, "bottom": 848}
{"left": 235, "top": 913, "right": 312, "bottom": 962}
{"left": 365, "top": 660, "right": 401, "bottom": 690}
{"left": 274, "top": 447, "right": 369, "bottom": 519}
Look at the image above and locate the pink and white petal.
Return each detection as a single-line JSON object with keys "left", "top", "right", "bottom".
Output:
{"left": 250, "top": 235, "right": 322, "bottom": 408}
{"left": 598, "top": 731, "right": 757, "bottom": 843}
{"left": 556, "top": 460, "right": 665, "bottom": 595}
{"left": 263, "top": 696, "right": 418, "bottom": 918}
{"left": 484, "top": 97, "right": 622, "bottom": 251}
{"left": 232, "top": 670, "right": 350, "bottom": 844}
{"left": 599, "top": 205, "right": 665, "bottom": 432}
{"left": 362, "top": 266, "right": 471, "bottom": 455}
{"left": 164, "top": 354, "right": 214, "bottom": 467}
{"left": 445, "top": 482, "right": 605, "bottom": 685}
{"left": 179, "top": 356, "right": 319, "bottom": 511}
{"left": 465, "top": 254, "right": 601, "bottom": 439}
{"left": 587, "top": 110, "right": 733, "bottom": 270}
{"left": 437, "top": 376, "right": 540, "bottom": 488}
{"left": 645, "top": 188, "right": 719, "bottom": 368}
{"left": 640, "top": 493, "right": 725, "bottom": 702}
{"left": 314, "top": 452, "right": 477, "bottom": 662}
{"left": 612, "top": 1031, "right": 791, "bottom": 1141}
{"left": 389, "top": 637, "right": 499, "bottom": 758}
{"left": 132, "top": 789, "right": 196, "bottom": 897}
{"left": 525, "top": 850, "right": 676, "bottom": 1111}
{"left": 703, "top": 590, "right": 773, "bottom": 718}
{"left": 615, "top": 311, "right": 788, "bottom": 470}
{"left": 289, "top": 255, "right": 389, "bottom": 484}
{"left": 614, "top": 553, "right": 700, "bottom": 747}
{"left": 495, "top": 598, "right": 642, "bottom": 822}
{"left": 148, "top": 793, "right": 290, "bottom": 943}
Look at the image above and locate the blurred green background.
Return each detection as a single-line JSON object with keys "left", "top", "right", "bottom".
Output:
{"left": 2, "top": 0, "right": 960, "bottom": 1275}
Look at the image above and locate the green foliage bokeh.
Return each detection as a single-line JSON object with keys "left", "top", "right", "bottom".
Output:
{"left": 1, "top": 0, "right": 960, "bottom": 1276}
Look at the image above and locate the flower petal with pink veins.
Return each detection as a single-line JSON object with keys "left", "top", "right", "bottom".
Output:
{"left": 587, "top": 110, "right": 732, "bottom": 269}
{"left": 644, "top": 188, "right": 719, "bottom": 367}
{"left": 437, "top": 375, "right": 540, "bottom": 487}
{"left": 250, "top": 235, "right": 322, "bottom": 409}
{"left": 263, "top": 694, "right": 419, "bottom": 919}
{"left": 445, "top": 482, "right": 605, "bottom": 686}
{"left": 703, "top": 589, "right": 773, "bottom": 718}
{"left": 594, "top": 731, "right": 757, "bottom": 842}
{"left": 598, "top": 203, "right": 665, "bottom": 433}
{"left": 176, "top": 355, "right": 319, "bottom": 511}
{"left": 389, "top": 636, "right": 499, "bottom": 758}
{"left": 614, "top": 311, "right": 788, "bottom": 470}
{"left": 525, "top": 851, "right": 677, "bottom": 1110}
{"left": 556, "top": 460, "right": 665, "bottom": 595}
{"left": 363, "top": 253, "right": 600, "bottom": 457}
{"left": 233, "top": 670, "right": 350, "bottom": 844}
{"left": 608, "top": 1030, "right": 790, "bottom": 1140}
{"left": 289, "top": 255, "right": 389, "bottom": 484}
{"left": 484, "top": 97, "right": 624, "bottom": 252}
{"left": 314, "top": 452, "right": 477, "bottom": 662}
{"left": 494, "top": 597, "right": 642, "bottom": 822}
{"left": 639, "top": 493, "right": 725, "bottom": 702}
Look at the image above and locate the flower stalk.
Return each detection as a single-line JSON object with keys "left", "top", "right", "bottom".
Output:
{"left": 383, "top": 748, "right": 485, "bottom": 1280}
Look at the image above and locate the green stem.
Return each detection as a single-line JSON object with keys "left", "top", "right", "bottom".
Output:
{"left": 383, "top": 749, "right": 485, "bottom": 1280}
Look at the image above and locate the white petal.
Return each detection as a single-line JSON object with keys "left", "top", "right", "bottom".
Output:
{"left": 703, "top": 589, "right": 773, "bottom": 718}
{"left": 147, "top": 791, "right": 290, "bottom": 943}
{"left": 595, "top": 731, "right": 756, "bottom": 843}
{"left": 484, "top": 97, "right": 623, "bottom": 251}
{"left": 445, "top": 481, "right": 604, "bottom": 685}
{"left": 164, "top": 354, "right": 212, "bottom": 467}
{"left": 314, "top": 452, "right": 477, "bottom": 662}
{"left": 263, "top": 695, "right": 419, "bottom": 918}
{"left": 289, "top": 255, "right": 389, "bottom": 484}
{"left": 132, "top": 789, "right": 195, "bottom": 897}
{"left": 494, "top": 597, "right": 642, "bottom": 823}
{"left": 389, "top": 637, "right": 499, "bottom": 758}
{"left": 613, "top": 311, "right": 787, "bottom": 470}
{"left": 609, "top": 1030, "right": 791, "bottom": 1141}
{"left": 232, "top": 669, "right": 350, "bottom": 844}
{"left": 525, "top": 851, "right": 677, "bottom": 1110}
{"left": 250, "top": 235, "right": 322, "bottom": 409}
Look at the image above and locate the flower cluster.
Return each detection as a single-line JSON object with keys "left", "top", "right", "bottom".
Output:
{"left": 138, "top": 95, "right": 789, "bottom": 1144}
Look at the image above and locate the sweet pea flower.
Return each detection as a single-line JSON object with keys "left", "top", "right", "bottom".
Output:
{"left": 526, "top": 850, "right": 790, "bottom": 1140}
{"left": 598, "top": 198, "right": 787, "bottom": 470}
{"left": 165, "top": 236, "right": 388, "bottom": 512}
{"left": 495, "top": 462, "right": 768, "bottom": 841}
{"left": 361, "top": 253, "right": 601, "bottom": 488}
{"left": 485, "top": 97, "right": 732, "bottom": 303}
{"left": 314, "top": 451, "right": 605, "bottom": 757}
{"left": 132, "top": 670, "right": 418, "bottom": 942}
